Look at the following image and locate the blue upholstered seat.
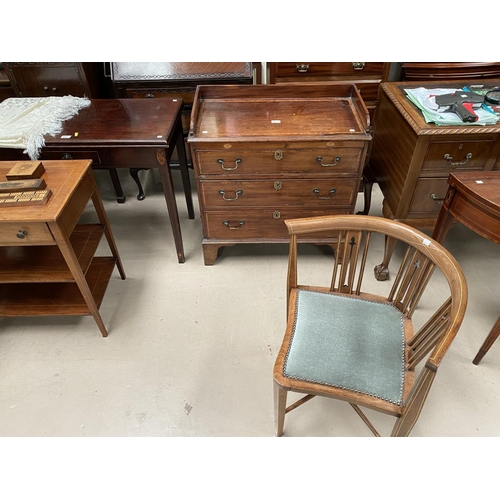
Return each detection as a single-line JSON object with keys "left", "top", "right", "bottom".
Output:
{"left": 283, "top": 289, "right": 406, "bottom": 405}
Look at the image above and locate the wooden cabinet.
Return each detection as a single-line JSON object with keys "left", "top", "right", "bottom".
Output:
{"left": 399, "top": 62, "right": 500, "bottom": 81}
{"left": 0, "top": 160, "right": 125, "bottom": 337}
{"left": 188, "top": 84, "right": 371, "bottom": 265}
{"left": 2, "top": 62, "right": 113, "bottom": 98}
{"left": 369, "top": 80, "right": 500, "bottom": 280}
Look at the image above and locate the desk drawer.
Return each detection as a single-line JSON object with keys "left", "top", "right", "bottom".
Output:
{"left": 274, "top": 62, "right": 386, "bottom": 80}
{"left": 0, "top": 222, "right": 53, "bottom": 245}
{"left": 204, "top": 207, "right": 349, "bottom": 239}
{"left": 199, "top": 178, "right": 358, "bottom": 207}
{"left": 422, "top": 138, "right": 495, "bottom": 172}
{"left": 126, "top": 87, "right": 195, "bottom": 105}
{"left": 195, "top": 147, "right": 362, "bottom": 176}
{"left": 40, "top": 150, "right": 102, "bottom": 165}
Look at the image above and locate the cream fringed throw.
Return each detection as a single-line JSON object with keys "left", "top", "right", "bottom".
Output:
{"left": 0, "top": 96, "right": 91, "bottom": 160}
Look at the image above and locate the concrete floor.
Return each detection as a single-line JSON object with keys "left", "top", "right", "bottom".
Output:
{"left": 0, "top": 167, "right": 499, "bottom": 439}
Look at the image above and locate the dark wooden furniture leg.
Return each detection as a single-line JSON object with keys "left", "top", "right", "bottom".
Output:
{"left": 130, "top": 168, "right": 148, "bottom": 200}
{"left": 473, "top": 317, "right": 500, "bottom": 365}
{"left": 108, "top": 168, "right": 126, "bottom": 203}
{"left": 158, "top": 157, "right": 186, "bottom": 263}
{"left": 357, "top": 165, "right": 375, "bottom": 215}
{"left": 175, "top": 125, "right": 195, "bottom": 220}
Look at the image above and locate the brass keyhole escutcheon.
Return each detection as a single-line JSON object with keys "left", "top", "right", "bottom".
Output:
{"left": 274, "top": 181, "right": 282, "bottom": 191}
{"left": 274, "top": 149, "right": 283, "bottom": 161}
{"left": 273, "top": 211, "right": 281, "bottom": 220}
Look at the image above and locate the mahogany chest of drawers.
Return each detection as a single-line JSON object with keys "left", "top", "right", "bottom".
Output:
{"left": 370, "top": 80, "right": 500, "bottom": 233}
{"left": 188, "top": 84, "right": 371, "bottom": 265}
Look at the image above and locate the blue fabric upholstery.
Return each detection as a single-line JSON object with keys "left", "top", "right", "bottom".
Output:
{"left": 283, "top": 289, "right": 406, "bottom": 405}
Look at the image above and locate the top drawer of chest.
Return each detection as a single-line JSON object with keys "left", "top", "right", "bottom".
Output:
{"left": 273, "top": 62, "right": 387, "bottom": 80}
{"left": 421, "top": 136, "right": 497, "bottom": 173}
{"left": 192, "top": 142, "right": 365, "bottom": 176}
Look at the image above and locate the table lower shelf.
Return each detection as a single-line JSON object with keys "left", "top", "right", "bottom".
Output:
{"left": 0, "top": 257, "right": 116, "bottom": 316}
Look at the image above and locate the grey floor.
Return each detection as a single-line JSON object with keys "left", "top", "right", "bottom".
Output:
{"left": 0, "top": 167, "right": 499, "bottom": 438}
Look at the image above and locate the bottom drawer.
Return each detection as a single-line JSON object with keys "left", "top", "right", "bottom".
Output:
{"left": 408, "top": 178, "right": 449, "bottom": 216}
{"left": 0, "top": 222, "right": 54, "bottom": 246}
{"left": 204, "top": 208, "right": 351, "bottom": 240}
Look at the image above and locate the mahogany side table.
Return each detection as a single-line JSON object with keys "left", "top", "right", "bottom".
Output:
{"left": 0, "top": 160, "right": 126, "bottom": 337}
{"left": 431, "top": 171, "right": 500, "bottom": 365}
{"left": 0, "top": 98, "right": 195, "bottom": 263}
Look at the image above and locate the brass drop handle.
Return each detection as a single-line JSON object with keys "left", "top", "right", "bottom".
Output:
{"left": 313, "top": 188, "right": 337, "bottom": 200}
{"left": 16, "top": 229, "right": 27, "bottom": 239}
{"left": 430, "top": 193, "right": 445, "bottom": 205}
{"left": 296, "top": 64, "right": 310, "bottom": 73}
{"left": 219, "top": 189, "right": 242, "bottom": 201}
{"left": 145, "top": 94, "right": 155, "bottom": 98}
{"left": 61, "top": 153, "right": 73, "bottom": 160}
{"left": 352, "top": 62, "right": 365, "bottom": 70}
{"left": 444, "top": 153, "right": 472, "bottom": 166}
{"left": 218, "top": 158, "right": 242, "bottom": 171}
{"left": 317, "top": 156, "right": 341, "bottom": 167}
{"left": 223, "top": 220, "right": 244, "bottom": 229}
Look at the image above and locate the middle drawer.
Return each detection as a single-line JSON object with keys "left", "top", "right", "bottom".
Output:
{"left": 198, "top": 178, "right": 358, "bottom": 207}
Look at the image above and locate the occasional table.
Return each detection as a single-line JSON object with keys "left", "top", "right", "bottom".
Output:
{"left": 0, "top": 160, "right": 126, "bottom": 337}
{"left": 431, "top": 171, "right": 500, "bottom": 365}
{"left": 0, "top": 98, "right": 195, "bottom": 263}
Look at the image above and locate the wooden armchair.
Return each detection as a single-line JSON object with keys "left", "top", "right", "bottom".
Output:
{"left": 273, "top": 215, "right": 468, "bottom": 437}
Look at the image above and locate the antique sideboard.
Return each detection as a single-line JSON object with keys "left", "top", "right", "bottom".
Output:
{"left": 188, "top": 83, "right": 371, "bottom": 265}
{"left": 369, "top": 79, "right": 500, "bottom": 280}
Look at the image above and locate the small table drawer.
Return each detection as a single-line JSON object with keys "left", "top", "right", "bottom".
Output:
{"left": 204, "top": 207, "right": 350, "bottom": 240}
{"left": 422, "top": 138, "right": 495, "bottom": 172}
{"left": 274, "top": 62, "right": 386, "bottom": 80}
{"left": 199, "top": 178, "right": 358, "bottom": 207}
{"left": 0, "top": 222, "right": 54, "bottom": 245}
{"left": 40, "top": 150, "right": 102, "bottom": 165}
{"left": 195, "top": 147, "right": 363, "bottom": 176}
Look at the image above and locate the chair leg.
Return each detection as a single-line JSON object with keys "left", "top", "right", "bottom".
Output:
{"left": 473, "top": 316, "right": 500, "bottom": 365}
{"left": 274, "top": 381, "right": 287, "bottom": 437}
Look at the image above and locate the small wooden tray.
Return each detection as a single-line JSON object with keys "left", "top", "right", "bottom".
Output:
{"left": 0, "top": 179, "right": 47, "bottom": 193}
{"left": 0, "top": 189, "right": 52, "bottom": 206}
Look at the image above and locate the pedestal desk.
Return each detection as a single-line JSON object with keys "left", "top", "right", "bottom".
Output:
{"left": 431, "top": 171, "right": 500, "bottom": 365}
{"left": 0, "top": 160, "right": 126, "bottom": 337}
{"left": 188, "top": 84, "right": 371, "bottom": 265}
{"left": 0, "top": 98, "right": 195, "bottom": 263}
{"left": 369, "top": 79, "right": 500, "bottom": 280}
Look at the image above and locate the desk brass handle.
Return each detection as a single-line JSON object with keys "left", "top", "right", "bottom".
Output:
{"left": 313, "top": 188, "right": 336, "bottom": 200}
{"left": 223, "top": 220, "right": 244, "bottom": 229}
{"left": 430, "top": 193, "right": 445, "bottom": 205}
{"left": 352, "top": 62, "right": 365, "bottom": 70}
{"left": 61, "top": 153, "right": 73, "bottom": 160}
{"left": 317, "top": 156, "right": 341, "bottom": 167}
{"left": 145, "top": 94, "right": 155, "bottom": 98}
{"left": 444, "top": 153, "right": 472, "bottom": 166}
{"left": 296, "top": 64, "right": 310, "bottom": 73}
{"left": 17, "top": 229, "right": 27, "bottom": 239}
{"left": 219, "top": 189, "right": 242, "bottom": 201}
{"left": 218, "top": 158, "right": 242, "bottom": 171}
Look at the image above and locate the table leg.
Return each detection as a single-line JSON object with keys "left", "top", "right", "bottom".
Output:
{"left": 108, "top": 168, "right": 126, "bottom": 204}
{"left": 473, "top": 316, "right": 500, "bottom": 365}
{"left": 49, "top": 222, "right": 109, "bottom": 337}
{"left": 175, "top": 125, "right": 195, "bottom": 220}
{"left": 158, "top": 163, "right": 186, "bottom": 263}
{"left": 90, "top": 185, "right": 126, "bottom": 280}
